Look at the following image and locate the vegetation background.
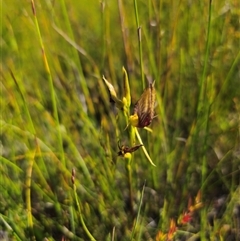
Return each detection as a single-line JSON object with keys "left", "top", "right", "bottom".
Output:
{"left": 1, "top": 0, "right": 240, "bottom": 240}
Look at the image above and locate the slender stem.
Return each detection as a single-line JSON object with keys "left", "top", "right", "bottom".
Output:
{"left": 122, "top": 68, "right": 135, "bottom": 214}
{"left": 10, "top": 67, "right": 37, "bottom": 241}
{"left": 130, "top": 181, "right": 146, "bottom": 240}
{"left": 199, "top": 0, "right": 212, "bottom": 191}
{"left": 133, "top": 0, "right": 145, "bottom": 89}
{"left": 126, "top": 154, "right": 134, "bottom": 214}
{"left": 198, "top": 1, "right": 212, "bottom": 240}
{"left": 73, "top": 183, "right": 97, "bottom": 241}
{"left": 31, "top": 0, "right": 65, "bottom": 166}
{"left": 197, "top": 0, "right": 212, "bottom": 116}
{"left": 25, "top": 151, "right": 36, "bottom": 241}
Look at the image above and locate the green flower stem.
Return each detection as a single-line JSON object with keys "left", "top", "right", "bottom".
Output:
{"left": 125, "top": 153, "right": 134, "bottom": 214}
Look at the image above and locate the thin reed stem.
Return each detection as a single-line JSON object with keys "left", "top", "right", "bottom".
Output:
{"left": 133, "top": 0, "right": 145, "bottom": 89}
{"left": 31, "top": 0, "right": 66, "bottom": 166}
{"left": 198, "top": 1, "right": 212, "bottom": 239}
{"left": 25, "top": 151, "right": 36, "bottom": 241}
{"left": 130, "top": 181, "right": 146, "bottom": 240}
{"left": 72, "top": 176, "right": 96, "bottom": 241}
{"left": 199, "top": 0, "right": 212, "bottom": 191}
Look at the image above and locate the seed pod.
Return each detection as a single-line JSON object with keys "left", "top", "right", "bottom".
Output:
{"left": 130, "top": 81, "right": 156, "bottom": 128}
{"left": 102, "top": 75, "right": 123, "bottom": 109}
{"left": 71, "top": 168, "right": 76, "bottom": 184}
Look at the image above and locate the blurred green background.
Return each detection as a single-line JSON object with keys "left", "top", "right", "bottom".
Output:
{"left": 1, "top": 0, "right": 240, "bottom": 240}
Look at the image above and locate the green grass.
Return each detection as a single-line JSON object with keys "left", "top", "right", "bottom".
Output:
{"left": 1, "top": 0, "right": 240, "bottom": 240}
